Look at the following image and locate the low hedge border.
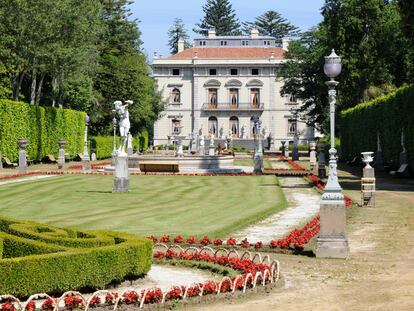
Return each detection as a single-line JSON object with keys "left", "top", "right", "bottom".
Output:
{"left": 0, "top": 216, "right": 152, "bottom": 298}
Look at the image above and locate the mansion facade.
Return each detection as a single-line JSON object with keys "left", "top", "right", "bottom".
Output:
{"left": 152, "top": 29, "right": 314, "bottom": 148}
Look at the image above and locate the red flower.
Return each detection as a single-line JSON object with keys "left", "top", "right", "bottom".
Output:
{"left": 213, "top": 239, "right": 223, "bottom": 246}
{"left": 41, "top": 298, "right": 55, "bottom": 311}
{"left": 254, "top": 241, "right": 263, "bottom": 249}
{"left": 174, "top": 235, "right": 184, "bottom": 243}
{"left": 1, "top": 302, "right": 15, "bottom": 311}
{"left": 240, "top": 238, "right": 250, "bottom": 248}
{"left": 89, "top": 296, "right": 101, "bottom": 307}
{"left": 160, "top": 235, "right": 170, "bottom": 243}
{"left": 25, "top": 301, "right": 36, "bottom": 311}
{"left": 105, "top": 292, "right": 118, "bottom": 304}
{"left": 64, "top": 295, "right": 84, "bottom": 310}
{"left": 123, "top": 291, "right": 139, "bottom": 304}
{"left": 186, "top": 236, "right": 197, "bottom": 244}
{"left": 200, "top": 236, "right": 211, "bottom": 246}
{"left": 226, "top": 237, "right": 237, "bottom": 245}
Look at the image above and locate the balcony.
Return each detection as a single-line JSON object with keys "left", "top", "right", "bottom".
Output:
{"left": 201, "top": 102, "right": 264, "bottom": 112}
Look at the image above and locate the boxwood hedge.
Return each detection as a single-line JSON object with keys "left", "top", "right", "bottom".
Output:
{"left": 0, "top": 216, "right": 152, "bottom": 298}
{"left": 0, "top": 100, "right": 85, "bottom": 162}
{"left": 340, "top": 85, "right": 414, "bottom": 170}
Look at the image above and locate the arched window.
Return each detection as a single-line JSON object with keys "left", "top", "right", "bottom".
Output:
{"left": 288, "top": 94, "right": 297, "bottom": 103}
{"left": 229, "top": 88, "right": 238, "bottom": 108}
{"left": 172, "top": 119, "right": 182, "bottom": 134}
{"left": 172, "top": 88, "right": 181, "bottom": 104}
{"left": 230, "top": 116, "right": 239, "bottom": 138}
{"left": 288, "top": 119, "right": 297, "bottom": 136}
{"left": 208, "top": 116, "right": 218, "bottom": 137}
{"left": 250, "top": 88, "right": 260, "bottom": 107}
{"left": 208, "top": 88, "right": 218, "bottom": 108}
{"left": 250, "top": 116, "right": 258, "bottom": 137}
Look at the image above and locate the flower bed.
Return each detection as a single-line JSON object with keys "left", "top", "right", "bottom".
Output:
{"left": 67, "top": 162, "right": 112, "bottom": 170}
{"left": 0, "top": 245, "right": 280, "bottom": 310}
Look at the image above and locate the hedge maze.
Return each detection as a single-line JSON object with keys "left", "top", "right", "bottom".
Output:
{"left": 0, "top": 216, "right": 152, "bottom": 298}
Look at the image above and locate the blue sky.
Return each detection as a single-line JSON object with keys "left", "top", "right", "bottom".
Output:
{"left": 131, "top": 0, "right": 326, "bottom": 59}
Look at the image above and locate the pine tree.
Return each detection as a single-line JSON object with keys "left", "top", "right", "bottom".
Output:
{"left": 242, "top": 10, "right": 299, "bottom": 40}
{"left": 167, "top": 18, "right": 191, "bottom": 55}
{"left": 193, "top": 0, "right": 241, "bottom": 36}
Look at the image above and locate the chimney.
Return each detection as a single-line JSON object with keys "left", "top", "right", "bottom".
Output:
{"left": 282, "top": 38, "right": 290, "bottom": 51}
{"left": 251, "top": 28, "right": 260, "bottom": 38}
{"left": 208, "top": 28, "right": 216, "bottom": 38}
{"left": 178, "top": 37, "right": 185, "bottom": 53}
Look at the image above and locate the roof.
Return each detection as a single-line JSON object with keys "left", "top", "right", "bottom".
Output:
{"left": 194, "top": 35, "right": 275, "bottom": 40}
{"left": 168, "top": 47, "right": 285, "bottom": 60}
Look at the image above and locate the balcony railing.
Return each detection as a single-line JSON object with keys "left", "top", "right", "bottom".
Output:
{"left": 201, "top": 102, "right": 264, "bottom": 111}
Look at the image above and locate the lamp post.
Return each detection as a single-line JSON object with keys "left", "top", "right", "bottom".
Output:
{"left": 252, "top": 116, "right": 263, "bottom": 175}
{"left": 291, "top": 109, "right": 299, "bottom": 161}
{"left": 82, "top": 114, "right": 91, "bottom": 172}
{"left": 316, "top": 49, "right": 349, "bottom": 258}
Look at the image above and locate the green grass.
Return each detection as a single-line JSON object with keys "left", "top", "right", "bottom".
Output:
{"left": 0, "top": 175, "right": 286, "bottom": 238}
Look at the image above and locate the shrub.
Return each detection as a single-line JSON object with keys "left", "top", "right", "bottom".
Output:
{"left": 0, "top": 216, "right": 152, "bottom": 298}
{"left": 341, "top": 85, "right": 414, "bottom": 169}
{"left": 0, "top": 100, "right": 85, "bottom": 162}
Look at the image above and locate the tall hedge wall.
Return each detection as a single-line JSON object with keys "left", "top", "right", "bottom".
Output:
{"left": 0, "top": 100, "right": 85, "bottom": 162}
{"left": 340, "top": 85, "right": 414, "bottom": 170}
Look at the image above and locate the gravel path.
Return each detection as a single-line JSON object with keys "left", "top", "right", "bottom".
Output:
{"left": 232, "top": 161, "right": 320, "bottom": 243}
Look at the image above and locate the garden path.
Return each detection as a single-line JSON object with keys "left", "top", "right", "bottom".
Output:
{"left": 231, "top": 161, "right": 320, "bottom": 242}
{"left": 0, "top": 175, "right": 57, "bottom": 186}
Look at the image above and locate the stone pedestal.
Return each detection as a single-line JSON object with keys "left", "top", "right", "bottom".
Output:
{"left": 309, "top": 141, "right": 317, "bottom": 174}
{"left": 82, "top": 156, "right": 91, "bottom": 172}
{"left": 17, "top": 139, "right": 28, "bottom": 174}
{"left": 209, "top": 145, "right": 215, "bottom": 156}
{"left": 316, "top": 199, "right": 349, "bottom": 258}
{"left": 91, "top": 152, "right": 97, "bottom": 161}
{"left": 57, "top": 140, "right": 66, "bottom": 170}
{"left": 253, "top": 156, "right": 263, "bottom": 175}
{"left": 111, "top": 150, "right": 117, "bottom": 166}
{"left": 317, "top": 142, "right": 326, "bottom": 179}
{"left": 113, "top": 154, "right": 129, "bottom": 193}
{"left": 362, "top": 166, "right": 375, "bottom": 206}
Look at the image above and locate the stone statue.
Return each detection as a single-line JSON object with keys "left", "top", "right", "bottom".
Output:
{"left": 241, "top": 125, "right": 246, "bottom": 139}
{"left": 113, "top": 100, "right": 132, "bottom": 155}
{"left": 127, "top": 132, "right": 133, "bottom": 155}
{"left": 199, "top": 135, "right": 205, "bottom": 156}
{"left": 219, "top": 125, "right": 224, "bottom": 139}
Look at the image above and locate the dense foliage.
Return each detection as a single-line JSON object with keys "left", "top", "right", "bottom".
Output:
{"left": 167, "top": 18, "right": 191, "bottom": 55}
{"left": 0, "top": 215, "right": 152, "bottom": 297}
{"left": 340, "top": 85, "right": 414, "bottom": 170}
{"left": 282, "top": 0, "right": 413, "bottom": 131}
{"left": 193, "top": 0, "right": 241, "bottom": 36}
{"left": 0, "top": 0, "right": 164, "bottom": 137}
{"left": 0, "top": 100, "right": 85, "bottom": 162}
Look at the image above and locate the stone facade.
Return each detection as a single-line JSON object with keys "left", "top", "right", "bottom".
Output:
{"left": 152, "top": 30, "right": 314, "bottom": 149}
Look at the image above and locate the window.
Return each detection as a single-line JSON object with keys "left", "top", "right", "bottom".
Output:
{"left": 199, "top": 41, "right": 206, "bottom": 46}
{"left": 209, "top": 68, "right": 217, "bottom": 76}
{"left": 288, "top": 119, "right": 297, "bottom": 136}
{"left": 229, "top": 88, "right": 238, "bottom": 107}
{"left": 208, "top": 117, "right": 218, "bottom": 137}
{"left": 242, "top": 40, "right": 249, "bottom": 46}
{"left": 250, "top": 88, "right": 260, "bottom": 107}
{"left": 221, "top": 41, "right": 227, "bottom": 46}
{"left": 230, "top": 68, "right": 238, "bottom": 76}
{"left": 208, "top": 88, "right": 218, "bottom": 108}
{"left": 172, "top": 119, "right": 182, "bottom": 134}
{"left": 171, "top": 88, "right": 181, "bottom": 104}
{"left": 172, "top": 69, "right": 180, "bottom": 76}
{"left": 251, "top": 68, "right": 259, "bottom": 76}
{"left": 230, "top": 117, "right": 239, "bottom": 137}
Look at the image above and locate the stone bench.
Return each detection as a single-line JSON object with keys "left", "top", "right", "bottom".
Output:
{"left": 139, "top": 161, "right": 179, "bottom": 173}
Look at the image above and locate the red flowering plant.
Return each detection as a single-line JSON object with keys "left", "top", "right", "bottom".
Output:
{"left": 199, "top": 236, "right": 211, "bottom": 246}
{"left": 146, "top": 235, "right": 157, "bottom": 243}
{"left": 25, "top": 301, "right": 36, "bottom": 311}
{"left": 88, "top": 296, "right": 101, "bottom": 308}
{"left": 186, "top": 236, "right": 197, "bottom": 244}
{"left": 123, "top": 291, "right": 139, "bottom": 304}
{"left": 174, "top": 235, "right": 184, "bottom": 243}
{"left": 213, "top": 239, "right": 223, "bottom": 246}
{"left": 160, "top": 235, "right": 170, "bottom": 243}
{"left": 240, "top": 238, "right": 250, "bottom": 248}
{"left": 41, "top": 298, "right": 55, "bottom": 311}
{"left": 63, "top": 294, "right": 84, "bottom": 310}
{"left": 226, "top": 237, "right": 237, "bottom": 246}
{"left": 201, "top": 280, "right": 217, "bottom": 295}
{"left": 141, "top": 288, "right": 162, "bottom": 304}
{"left": 185, "top": 285, "right": 201, "bottom": 297}
{"left": 105, "top": 292, "right": 118, "bottom": 304}
{"left": 254, "top": 241, "right": 263, "bottom": 249}
{"left": 164, "top": 286, "right": 182, "bottom": 301}
{"left": 1, "top": 302, "right": 15, "bottom": 311}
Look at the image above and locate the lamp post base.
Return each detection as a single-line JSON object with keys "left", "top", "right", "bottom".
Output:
{"left": 82, "top": 157, "right": 90, "bottom": 172}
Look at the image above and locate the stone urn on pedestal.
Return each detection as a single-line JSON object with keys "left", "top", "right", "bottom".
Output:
{"left": 17, "top": 139, "right": 29, "bottom": 174}
{"left": 57, "top": 139, "right": 67, "bottom": 170}
{"left": 361, "top": 151, "right": 375, "bottom": 206}
{"left": 309, "top": 141, "right": 317, "bottom": 174}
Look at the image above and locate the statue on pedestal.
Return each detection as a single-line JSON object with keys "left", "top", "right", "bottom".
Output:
{"left": 219, "top": 125, "right": 224, "bottom": 139}
{"left": 113, "top": 100, "right": 132, "bottom": 155}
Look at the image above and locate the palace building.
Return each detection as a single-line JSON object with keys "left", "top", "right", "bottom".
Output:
{"left": 152, "top": 28, "right": 314, "bottom": 149}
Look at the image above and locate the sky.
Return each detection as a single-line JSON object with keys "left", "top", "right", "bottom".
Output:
{"left": 131, "top": 0, "right": 326, "bottom": 59}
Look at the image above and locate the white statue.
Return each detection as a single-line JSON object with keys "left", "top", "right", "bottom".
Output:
{"left": 219, "top": 125, "right": 224, "bottom": 139}
{"left": 241, "top": 125, "right": 246, "bottom": 139}
{"left": 199, "top": 135, "right": 205, "bottom": 156}
{"left": 113, "top": 100, "right": 132, "bottom": 155}
{"left": 210, "top": 133, "right": 215, "bottom": 146}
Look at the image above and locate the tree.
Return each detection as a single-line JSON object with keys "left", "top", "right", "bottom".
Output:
{"left": 194, "top": 0, "right": 241, "bottom": 36}
{"left": 281, "top": 0, "right": 412, "bottom": 131}
{"left": 92, "top": 0, "right": 164, "bottom": 135}
{"left": 242, "top": 10, "right": 299, "bottom": 40}
{"left": 398, "top": 0, "right": 414, "bottom": 43}
{"left": 167, "top": 18, "right": 191, "bottom": 54}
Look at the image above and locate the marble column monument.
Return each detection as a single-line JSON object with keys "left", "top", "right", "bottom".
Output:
{"left": 17, "top": 139, "right": 28, "bottom": 174}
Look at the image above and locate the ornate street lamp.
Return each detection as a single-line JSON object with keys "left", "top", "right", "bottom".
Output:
{"left": 82, "top": 114, "right": 91, "bottom": 172}
{"left": 291, "top": 108, "right": 299, "bottom": 161}
{"left": 316, "top": 49, "right": 349, "bottom": 258}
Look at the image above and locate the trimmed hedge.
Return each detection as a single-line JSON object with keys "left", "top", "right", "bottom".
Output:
{"left": 90, "top": 130, "right": 149, "bottom": 160}
{"left": 340, "top": 85, "right": 414, "bottom": 170}
{"left": 0, "top": 216, "right": 152, "bottom": 297}
{"left": 0, "top": 100, "right": 85, "bottom": 162}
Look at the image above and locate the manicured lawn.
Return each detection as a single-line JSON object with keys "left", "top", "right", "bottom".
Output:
{"left": 0, "top": 174, "right": 286, "bottom": 238}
